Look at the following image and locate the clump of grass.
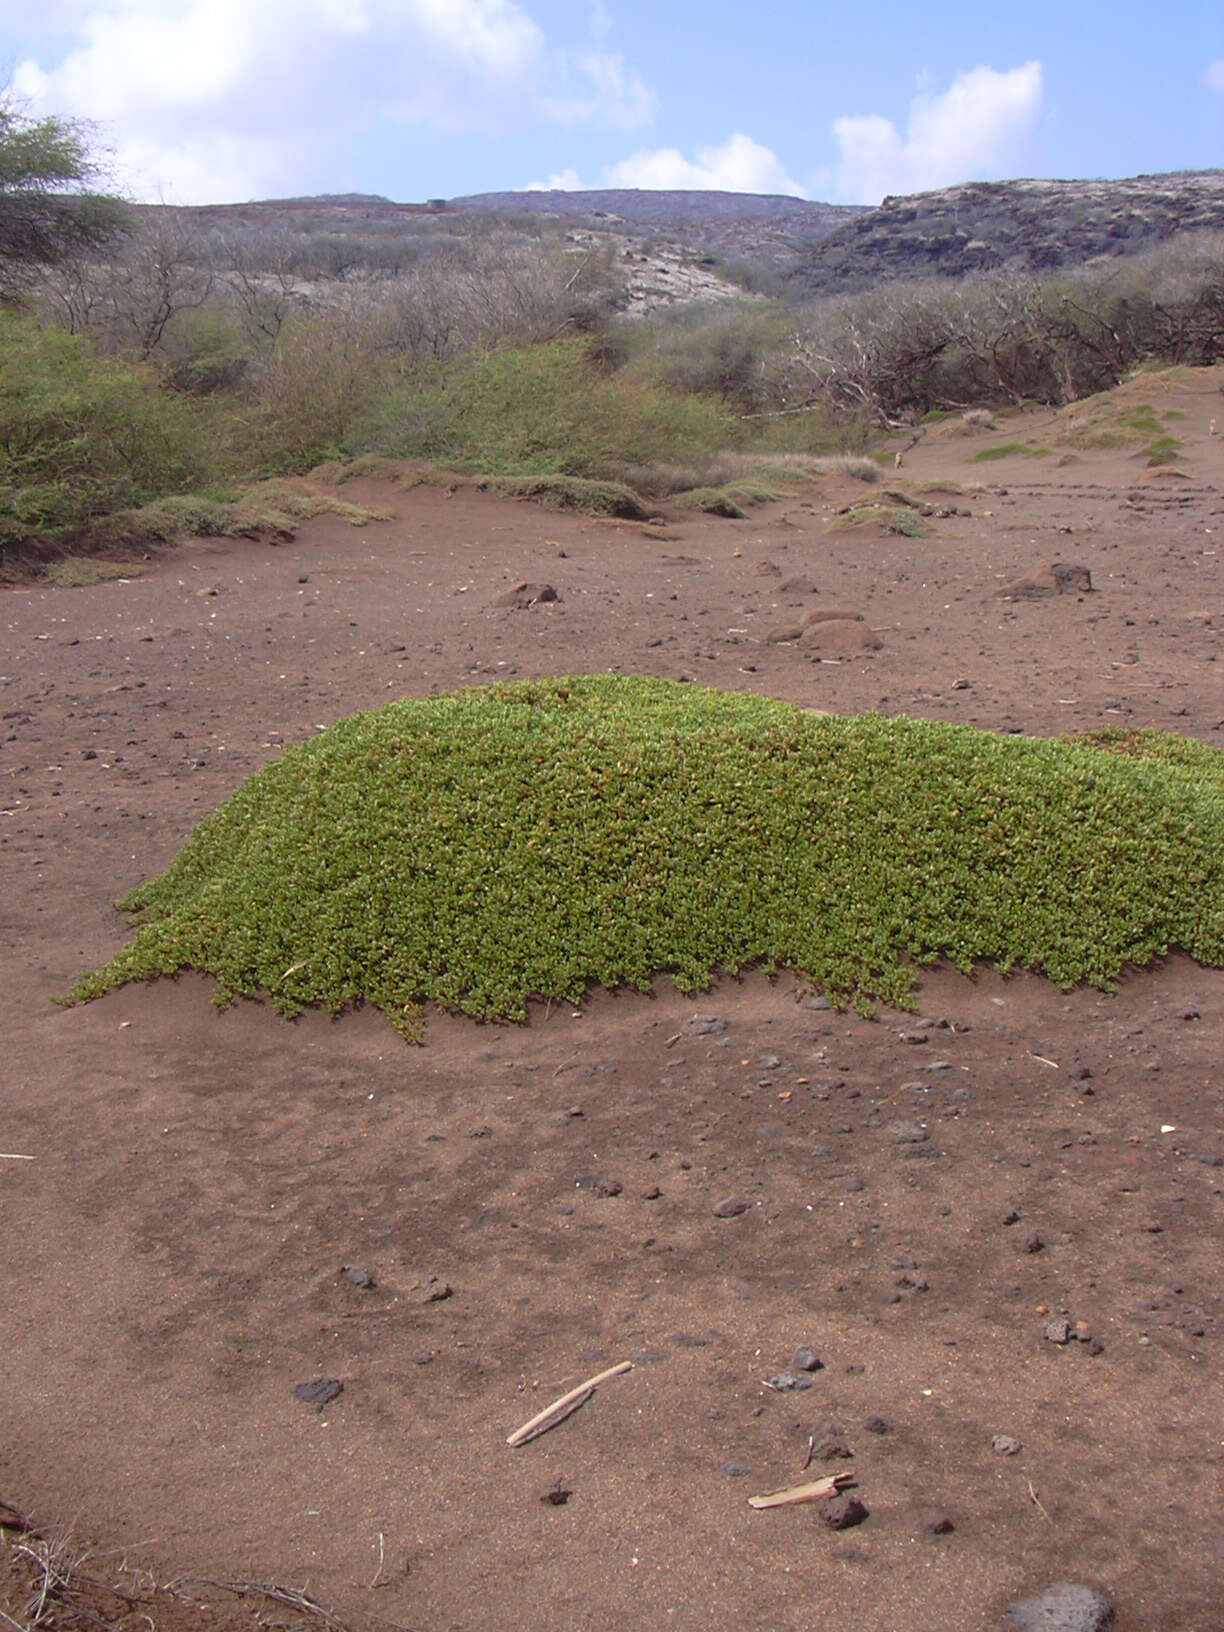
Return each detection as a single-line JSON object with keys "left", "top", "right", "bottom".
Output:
{"left": 87, "top": 481, "right": 390, "bottom": 552}
{"left": 63, "top": 676, "right": 1224, "bottom": 1040}
{"left": 484, "top": 475, "right": 654, "bottom": 519}
{"left": 970, "top": 443, "right": 1051, "bottom": 462}
{"left": 828, "top": 504, "right": 929, "bottom": 537}
{"left": 43, "top": 557, "right": 145, "bottom": 587}
{"left": 671, "top": 487, "right": 747, "bottom": 518}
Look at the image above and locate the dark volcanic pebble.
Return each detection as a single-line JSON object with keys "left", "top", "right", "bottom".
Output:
{"left": 764, "top": 1371, "right": 813, "bottom": 1392}
{"left": 822, "top": 1494, "right": 869, "bottom": 1530}
{"left": 721, "top": 1462, "right": 752, "bottom": 1477}
{"left": 863, "top": 1416, "right": 889, "bottom": 1435}
{"left": 793, "top": 1346, "right": 824, "bottom": 1373}
{"left": 1021, "top": 1232, "right": 1045, "bottom": 1254}
{"left": 921, "top": 1513, "right": 956, "bottom": 1538}
{"left": 714, "top": 1198, "right": 750, "bottom": 1218}
{"left": 540, "top": 1480, "right": 572, "bottom": 1506}
{"left": 341, "top": 1266, "right": 376, "bottom": 1288}
{"left": 1004, "top": 1583, "right": 1116, "bottom": 1632}
{"left": 294, "top": 1378, "right": 343, "bottom": 1411}
{"left": 686, "top": 1014, "right": 728, "bottom": 1036}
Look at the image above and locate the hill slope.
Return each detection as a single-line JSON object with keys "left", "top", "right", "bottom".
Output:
{"left": 785, "top": 171, "right": 1224, "bottom": 296}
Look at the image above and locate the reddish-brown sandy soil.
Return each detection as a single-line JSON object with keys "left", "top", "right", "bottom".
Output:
{"left": 2, "top": 377, "right": 1222, "bottom": 1632}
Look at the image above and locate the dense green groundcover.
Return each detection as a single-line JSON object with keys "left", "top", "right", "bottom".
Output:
{"left": 65, "top": 676, "right": 1224, "bottom": 1039}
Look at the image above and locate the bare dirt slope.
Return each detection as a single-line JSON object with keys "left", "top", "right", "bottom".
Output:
{"left": 2, "top": 376, "right": 1222, "bottom": 1632}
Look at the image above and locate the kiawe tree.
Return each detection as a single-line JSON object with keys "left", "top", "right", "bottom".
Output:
{"left": 0, "top": 95, "right": 128, "bottom": 286}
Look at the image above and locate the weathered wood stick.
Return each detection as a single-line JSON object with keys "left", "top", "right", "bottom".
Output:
{"left": 747, "top": 1473, "right": 853, "bottom": 1510}
{"left": 506, "top": 1360, "right": 633, "bottom": 1447}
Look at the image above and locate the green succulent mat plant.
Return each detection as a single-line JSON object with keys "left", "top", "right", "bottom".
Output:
{"left": 64, "top": 676, "right": 1224, "bottom": 1040}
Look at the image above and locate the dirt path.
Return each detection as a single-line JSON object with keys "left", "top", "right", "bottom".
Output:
{"left": 2, "top": 382, "right": 1222, "bottom": 1631}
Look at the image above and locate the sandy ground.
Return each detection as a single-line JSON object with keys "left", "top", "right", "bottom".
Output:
{"left": 2, "top": 375, "right": 1222, "bottom": 1632}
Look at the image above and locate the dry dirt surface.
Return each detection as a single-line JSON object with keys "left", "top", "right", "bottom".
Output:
{"left": 2, "top": 379, "right": 1223, "bottom": 1632}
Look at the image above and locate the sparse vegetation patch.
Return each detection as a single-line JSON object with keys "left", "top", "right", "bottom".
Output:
{"left": 64, "top": 676, "right": 1224, "bottom": 1040}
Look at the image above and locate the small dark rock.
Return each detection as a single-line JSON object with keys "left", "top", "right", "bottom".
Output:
{"left": 863, "top": 1416, "right": 888, "bottom": 1435}
{"left": 921, "top": 1513, "right": 956, "bottom": 1538}
{"left": 341, "top": 1266, "right": 376, "bottom": 1289}
{"left": 793, "top": 1346, "right": 824, "bottom": 1373}
{"left": 714, "top": 1197, "right": 750, "bottom": 1218}
{"left": 1021, "top": 1232, "right": 1045, "bottom": 1254}
{"left": 822, "top": 1494, "right": 869, "bottom": 1530}
{"left": 721, "top": 1462, "right": 752, "bottom": 1478}
{"left": 294, "top": 1377, "right": 342, "bottom": 1412}
{"left": 540, "top": 1479, "right": 572, "bottom": 1506}
{"left": 421, "top": 1276, "right": 453, "bottom": 1302}
{"left": 992, "top": 1434, "right": 1023, "bottom": 1455}
{"left": 1004, "top": 1582, "right": 1115, "bottom": 1632}
{"left": 686, "top": 1014, "right": 728, "bottom": 1037}
{"left": 643, "top": 1185, "right": 663, "bottom": 1200}
{"left": 764, "top": 1371, "right": 813, "bottom": 1392}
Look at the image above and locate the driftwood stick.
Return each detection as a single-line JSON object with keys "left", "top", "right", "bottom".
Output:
{"left": 506, "top": 1360, "right": 633, "bottom": 1447}
{"left": 748, "top": 1473, "right": 853, "bottom": 1510}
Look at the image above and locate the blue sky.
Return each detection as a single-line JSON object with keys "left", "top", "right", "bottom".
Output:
{"left": 3, "top": 0, "right": 1222, "bottom": 205}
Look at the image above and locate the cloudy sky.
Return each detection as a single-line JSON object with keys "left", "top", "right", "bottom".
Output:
{"left": 4, "top": 0, "right": 1222, "bottom": 206}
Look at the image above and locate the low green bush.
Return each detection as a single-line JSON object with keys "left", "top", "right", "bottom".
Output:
{"left": 344, "top": 338, "right": 740, "bottom": 476}
{"left": 0, "top": 311, "right": 219, "bottom": 547}
{"left": 65, "top": 676, "right": 1224, "bottom": 1039}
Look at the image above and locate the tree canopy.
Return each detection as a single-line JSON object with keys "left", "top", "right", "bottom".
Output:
{"left": 0, "top": 97, "right": 128, "bottom": 282}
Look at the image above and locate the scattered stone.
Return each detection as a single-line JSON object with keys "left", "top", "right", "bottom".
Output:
{"left": 921, "top": 1513, "right": 956, "bottom": 1538}
{"left": 802, "top": 619, "right": 883, "bottom": 655}
{"left": 1045, "top": 1318, "right": 1072, "bottom": 1345}
{"left": 992, "top": 1434, "right": 1023, "bottom": 1455}
{"left": 800, "top": 607, "right": 864, "bottom": 628}
{"left": 888, "top": 1121, "right": 929, "bottom": 1145}
{"left": 643, "top": 1185, "right": 663, "bottom": 1200}
{"left": 341, "top": 1266, "right": 376, "bottom": 1289}
{"left": 810, "top": 1428, "right": 854, "bottom": 1461}
{"left": 898, "top": 1030, "right": 929, "bottom": 1044}
{"left": 1021, "top": 1232, "right": 1045, "bottom": 1254}
{"left": 420, "top": 1276, "right": 454, "bottom": 1303}
{"left": 996, "top": 563, "right": 1093, "bottom": 600}
{"left": 1178, "top": 1004, "right": 1201, "bottom": 1021}
{"left": 294, "top": 1377, "right": 343, "bottom": 1412}
{"left": 764, "top": 1371, "right": 813, "bottom": 1392}
{"left": 793, "top": 1346, "right": 824, "bottom": 1373}
{"left": 686, "top": 1014, "right": 728, "bottom": 1037}
{"left": 842, "top": 1176, "right": 866, "bottom": 1193}
{"left": 807, "top": 995, "right": 833, "bottom": 1011}
{"left": 863, "top": 1416, "right": 889, "bottom": 1435}
{"left": 1004, "top": 1582, "right": 1115, "bottom": 1632}
{"left": 540, "top": 1479, "right": 572, "bottom": 1506}
{"left": 1002, "top": 1209, "right": 1022, "bottom": 1226}
{"left": 494, "top": 581, "right": 559, "bottom": 608}
{"left": 714, "top": 1198, "right": 750, "bottom": 1218}
{"left": 822, "top": 1494, "right": 869, "bottom": 1530}
{"left": 721, "top": 1461, "right": 752, "bottom": 1477}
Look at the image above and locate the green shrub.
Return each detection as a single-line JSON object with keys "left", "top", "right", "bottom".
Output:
{"left": 344, "top": 338, "right": 740, "bottom": 476}
{"left": 64, "top": 676, "right": 1224, "bottom": 1039}
{"left": 0, "top": 311, "right": 218, "bottom": 546}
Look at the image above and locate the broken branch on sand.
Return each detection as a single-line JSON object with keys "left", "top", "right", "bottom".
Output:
{"left": 506, "top": 1360, "right": 633, "bottom": 1447}
{"left": 748, "top": 1473, "right": 854, "bottom": 1510}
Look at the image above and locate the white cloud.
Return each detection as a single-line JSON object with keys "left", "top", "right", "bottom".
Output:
{"left": 601, "top": 132, "right": 806, "bottom": 195}
{"left": 10, "top": 0, "right": 657, "bottom": 201}
{"left": 832, "top": 61, "right": 1044, "bottom": 203}
{"left": 527, "top": 167, "right": 585, "bottom": 192}
{"left": 1206, "top": 59, "right": 1224, "bottom": 93}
